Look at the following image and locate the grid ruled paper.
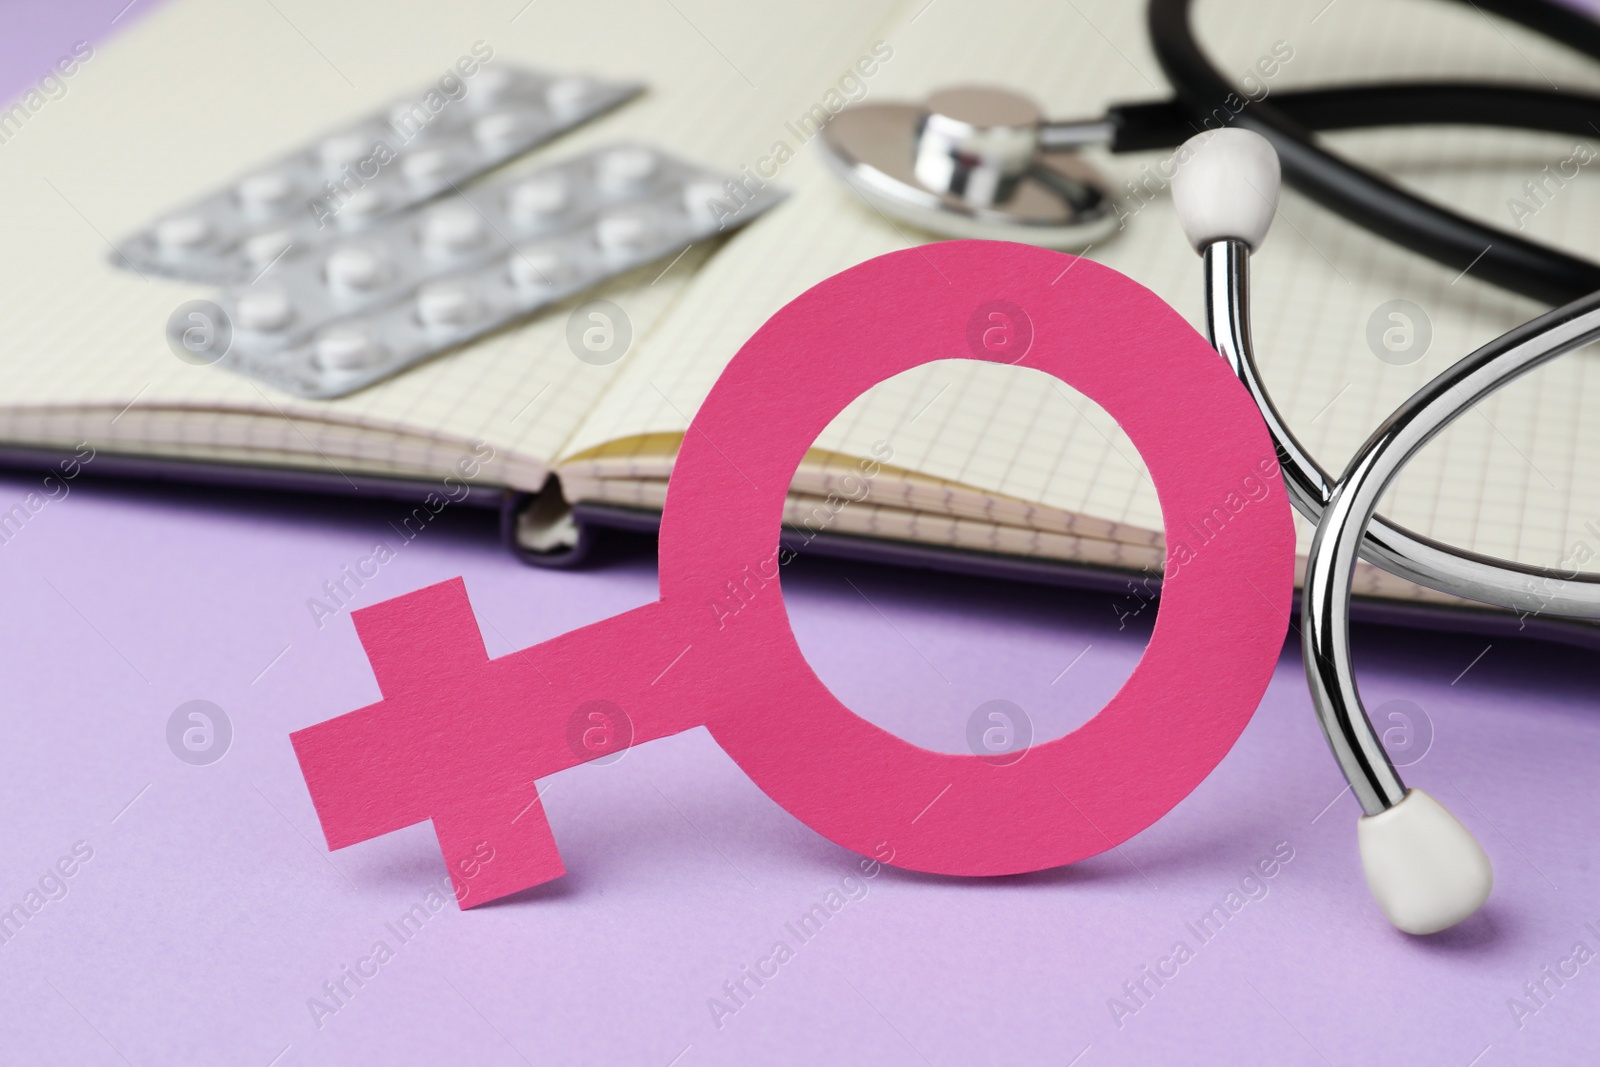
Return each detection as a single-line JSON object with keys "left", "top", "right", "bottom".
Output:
{"left": 3, "top": 0, "right": 1600, "bottom": 604}
{"left": 558, "top": 0, "right": 1600, "bottom": 598}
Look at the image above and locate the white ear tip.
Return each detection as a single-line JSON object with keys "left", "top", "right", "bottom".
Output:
{"left": 1169, "top": 127, "right": 1281, "bottom": 253}
{"left": 1357, "top": 789, "right": 1493, "bottom": 935}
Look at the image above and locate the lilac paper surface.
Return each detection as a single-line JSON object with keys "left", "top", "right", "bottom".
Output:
{"left": 0, "top": 0, "right": 155, "bottom": 106}
{"left": 6, "top": 4, "right": 1600, "bottom": 1065}
{"left": 3, "top": 479, "right": 1600, "bottom": 1067}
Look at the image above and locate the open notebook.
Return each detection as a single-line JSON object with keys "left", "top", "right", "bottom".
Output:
{"left": 5, "top": 0, "right": 1600, "bottom": 642}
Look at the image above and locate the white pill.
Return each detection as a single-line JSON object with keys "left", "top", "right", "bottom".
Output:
{"left": 156, "top": 214, "right": 210, "bottom": 251}
{"left": 234, "top": 287, "right": 294, "bottom": 332}
{"left": 597, "top": 147, "right": 657, "bottom": 191}
{"left": 683, "top": 179, "right": 733, "bottom": 226}
{"left": 388, "top": 101, "right": 430, "bottom": 128}
{"left": 474, "top": 110, "right": 533, "bottom": 150}
{"left": 341, "top": 186, "right": 388, "bottom": 222}
{"left": 244, "top": 230, "right": 294, "bottom": 266}
{"left": 508, "top": 249, "right": 569, "bottom": 290}
{"left": 402, "top": 148, "right": 452, "bottom": 185}
{"left": 596, "top": 211, "right": 653, "bottom": 254}
{"left": 506, "top": 176, "right": 567, "bottom": 225}
{"left": 545, "top": 78, "right": 592, "bottom": 117}
{"left": 325, "top": 246, "right": 386, "bottom": 290}
{"left": 473, "top": 67, "right": 517, "bottom": 104}
{"left": 416, "top": 280, "right": 480, "bottom": 327}
{"left": 320, "top": 132, "right": 371, "bottom": 172}
{"left": 238, "top": 172, "right": 292, "bottom": 211}
{"left": 315, "top": 325, "right": 381, "bottom": 371}
{"left": 424, "top": 203, "right": 485, "bottom": 252}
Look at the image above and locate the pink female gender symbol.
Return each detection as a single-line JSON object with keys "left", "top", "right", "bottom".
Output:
{"left": 291, "top": 240, "right": 1295, "bottom": 906}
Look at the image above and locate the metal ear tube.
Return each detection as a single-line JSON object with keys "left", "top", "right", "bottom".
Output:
{"left": 1171, "top": 128, "right": 1600, "bottom": 933}
{"left": 1297, "top": 291, "right": 1600, "bottom": 932}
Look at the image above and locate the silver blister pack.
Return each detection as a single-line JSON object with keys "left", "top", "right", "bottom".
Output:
{"left": 115, "top": 63, "right": 642, "bottom": 283}
{"left": 211, "top": 144, "right": 785, "bottom": 398}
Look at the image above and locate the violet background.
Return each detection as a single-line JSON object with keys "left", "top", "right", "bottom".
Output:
{"left": 3, "top": 2, "right": 1600, "bottom": 1064}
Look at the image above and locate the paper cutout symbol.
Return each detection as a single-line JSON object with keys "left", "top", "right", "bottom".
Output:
{"left": 291, "top": 241, "right": 1295, "bottom": 907}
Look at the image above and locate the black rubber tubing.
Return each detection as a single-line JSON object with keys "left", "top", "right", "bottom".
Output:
{"left": 1109, "top": 84, "right": 1600, "bottom": 152}
{"left": 1145, "top": 0, "right": 1600, "bottom": 305}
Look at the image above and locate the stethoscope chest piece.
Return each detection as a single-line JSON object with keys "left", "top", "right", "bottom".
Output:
{"left": 818, "top": 86, "right": 1120, "bottom": 249}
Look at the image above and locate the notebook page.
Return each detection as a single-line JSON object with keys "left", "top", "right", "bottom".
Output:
{"left": 559, "top": 0, "right": 1600, "bottom": 591}
{"left": 0, "top": 0, "right": 904, "bottom": 488}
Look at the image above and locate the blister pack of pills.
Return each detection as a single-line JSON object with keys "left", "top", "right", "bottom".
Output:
{"left": 114, "top": 63, "right": 643, "bottom": 283}
{"left": 209, "top": 144, "right": 784, "bottom": 398}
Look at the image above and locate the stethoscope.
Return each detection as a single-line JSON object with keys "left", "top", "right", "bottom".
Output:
{"left": 818, "top": 0, "right": 1600, "bottom": 934}
{"left": 818, "top": 0, "right": 1600, "bottom": 306}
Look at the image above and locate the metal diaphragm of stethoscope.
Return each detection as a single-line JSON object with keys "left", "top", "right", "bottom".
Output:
{"left": 817, "top": 0, "right": 1600, "bottom": 306}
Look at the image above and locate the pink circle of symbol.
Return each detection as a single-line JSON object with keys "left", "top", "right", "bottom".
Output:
{"left": 291, "top": 241, "right": 1295, "bottom": 906}
{"left": 662, "top": 239, "right": 1293, "bottom": 874}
